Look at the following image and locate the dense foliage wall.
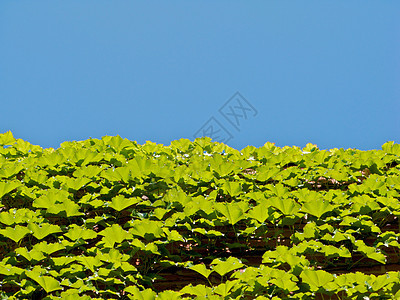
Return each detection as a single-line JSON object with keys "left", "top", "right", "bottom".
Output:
{"left": 1, "top": 131, "right": 400, "bottom": 299}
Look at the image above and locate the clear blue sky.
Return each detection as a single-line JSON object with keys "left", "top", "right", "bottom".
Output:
{"left": 1, "top": 1, "right": 399, "bottom": 151}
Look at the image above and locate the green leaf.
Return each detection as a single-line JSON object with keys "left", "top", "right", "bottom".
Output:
{"left": 0, "top": 264, "right": 24, "bottom": 276}
{"left": 247, "top": 202, "right": 272, "bottom": 223}
{"left": 101, "top": 166, "right": 131, "bottom": 182}
{"left": 25, "top": 270, "right": 62, "bottom": 293}
{"left": 46, "top": 199, "right": 84, "bottom": 217}
{"left": 163, "top": 229, "right": 186, "bottom": 242}
{"left": 15, "top": 247, "right": 46, "bottom": 262}
{"left": 321, "top": 245, "right": 351, "bottom": 258}
{"left": 27, "top": 222, "right": 62, "bottom": 240}
{"left": 108, "top": 195, "right": 141, "bottom": 212}
{"left": 128, "top": 219, "right": 165, "bottom": 241}
{"left": 0, "top": 209, "right": 26, "bottom": 225}
{"left": 268, "top": 183, "right": 289, "bottom": 197}
{"left": 124, "top": 286, "right": 156, "bottom": 299}
{"left": 180, "top": 284, "right": 213, "bottom": 297}
{"left": 64, "top": 224, "right": 97, "bottom": 241}
{"left": 209, "top": 155, "right": 233, "bottom": 176}
{"left": 214, "top": 280, "right": 240, "bottom": 297}
{"left": 0, "top": 181, "right": 21, "bottom": 198}
{"left": 51, "top": 256, "right": 76, "bottom": 267}
{"left": 300, "top": 269, "right": 334, "bottom": 291}
{"left": 0, "top": 164, "right": 24, "bottom": 179}
{"left": 0, "top": 131, "right": 16, "bottom": 145}
{"left": 355, "top": 240, "right": 386, "bottom": 264}
{"left": 211, "top": 256, "right": 244, "bottom": 277}
{"left": 32, "top": 189, "right": 70, "bottom": 208}
{"left": 255, "top": 165, "right": 280, "bottom": 182}
{"left": 62, "top": 176, "right": 91, "bottom": 191}
{"left": 98, "top": 223, "right": 132, "bottom": 248}
{"left": 75, "top": 255, "right": 102, "bottom": 273}
{"left": 268, "top": 196, "right": 300, "bottom": 216}
{"left": 32, "top": 241, "right": 65, "bottom": 255}
{"left": 301, "top": 198, "right": 333, "bottom": 218}
{"left": 0, "top": 224, "right": 30, "bottom": 243}
{"left": 221, "top": 181, "right": 242, "bottom": 197}
{"left": 127, "top": 155, "right": 153, "bottom": 178}
{"left": 73, "top": 165, "right": 103, "bottom": 178}
{"left": 270, "top": 275, "right": 299, "bottom": 292}
{"left": 188, "top": 263, "right": 213, "bottom": 279}
{"left": 157, "top": 290, "right": 182, "bottom": 300}
{"left": 215, "top": 202, "right": 248, "bottom": 225}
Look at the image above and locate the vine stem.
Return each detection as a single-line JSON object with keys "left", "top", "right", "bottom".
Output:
{"left": 347, "top": 256, "right": 365, "bottom": 270}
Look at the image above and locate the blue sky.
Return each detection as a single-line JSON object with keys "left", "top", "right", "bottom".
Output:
{"left": 1, "top": 1, "right": 399, "bottom": 151}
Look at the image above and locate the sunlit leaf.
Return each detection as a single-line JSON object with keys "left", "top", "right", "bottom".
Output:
{"left": 211, "top": 256, "right": 244, "bottom": 277}
{"left": 0, "top": 224, "right": 30, "bottom": 243}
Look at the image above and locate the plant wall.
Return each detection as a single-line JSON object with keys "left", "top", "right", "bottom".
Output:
{"left": 1, "top": 131, "right": 400, "bottom": 299}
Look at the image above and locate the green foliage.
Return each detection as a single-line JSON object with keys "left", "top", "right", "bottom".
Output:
{"left": 0, "top": 132, "right": 400, "bottom": 299}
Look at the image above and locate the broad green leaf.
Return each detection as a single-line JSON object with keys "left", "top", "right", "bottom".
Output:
{"left": 321, "top": 230, "right": 348, "bottom": 242}
{"left": 128, "top": 219, "right": 165, "bottom": 241}
{"left": 247, "top": 202, "right": 271, "bottom": 223}
{"left": 0, "top": 181, "right": 21, "bottom": 198}
{"left": 46, "top": 199, "right": 84, "bottom": 217}
{"left": 127, "top": 155, "right": 153, "bottom": 178}
{"left": 268, "top": 183, "right": 289, "bottom": 197}
{"left": 75, "top": 255, "right": 102, "bottom": 273}
{"left": 180, "top": 284, "right": 213, "bottom": 297}
{"left": 300, "top": 269, "right": 334, "bottom": 291}
{"left": 64, "top": 224, "right": 97, "bottom": 241}
{"left": 0, "top": 209, "right": 26, "bottom": 225}
{"left": 0, "top": 224, "right": 30, "bottom": 243}
{"left": 211, "top": 256, "right": 244, "bottom": 277}
{"left": 221, "top": 181, "right": 242, "bottom": 197}
{"left": 0, "top": 164, "right": 24, "bottom": 178}
{"left": 32, "top": 241, "right": 65, "bottom": 255}
{"left": 0, "top": 131, "right": 16, "bottom": 145}
{"left": 25, "top": 169, "right": 48, "bottom": 186}
{"left": 98, "top": 223, "right": 132, "bottom": 247}
{"left": 301, "top": 199, "right": 333, "bottom": 218}
{"left": 51, "top": 256, "right": 76, "bottom": 267}
{"left": 108, "top": 195, "right": 141, "bottom": 212}
{"left": 321, "top": 245, "right": 351, "bottom": 258}
{"left": 15, "top": 247, "right": 46, "bottom": 262}
{"left": 27, "top": 223, "right": 62, "bottom": 240}
{"left": 59, "top": 290, "right": 91, "bottom": 300}
{"left": 0, "top": 264, "right": 24, "bottom": 276}
{"left": 255, "top": 165, "right": 280, "bottom": 182}
{"left": 73, "top": 165, "right": 103, "bottom": 178}
{"left": 354, "top": 240, "right": 386, "bottom": 264}
{"left": 143, "top": 242, "right": 161, "bottom": 255}
{"left": 59, "top": 264, "right": 85, "bottom": 278}
{"left": 119, "top": 261, "right": 137, "bottom": 273}
{"left": 163, "top": 229, "right": 186, "bottom": 242}
{"left": 62, "top": 176, "right": 91, "bottom": 191}
{"left": 268, "top": 196, "right": 300, "bottom": 216}
{"left": 124, "top": 285, "right": 156, "bottom": 300}
{"left": 371, "top": 274, "right": 391, "bottom": 291}
{"left": 215, "top": 202, "right": 248, "bottom": 225}
{"left": 262, "top": 245, "right": 290, "bottom": 264}
{"left": 25, "top": 270, "right": 62, "bottom": 293}
{"left": 214, "top": 280, "right": 240, "bottom": 297}
{"left": 157, "top": 290, "right": 182, "bottom": 300}
{"left": 209, "top": 155, "right": 234, "bottom": 177}
{"left": 270, "top": 276, "right": 299, "bottom": 292}
{"left": 101, "top": 166, "right": 131, "bottom": 182}
{"left": 97, "top": 248, "right": 130, "bottom": 266}
{"left": 73, "top": 148, "right": 102, "bottom": 166}
{"left": 33, "top": 189, "right": 70, "bottom": 208}
{"left": 188, "top": 263, "right": 213, "bottom": 279}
